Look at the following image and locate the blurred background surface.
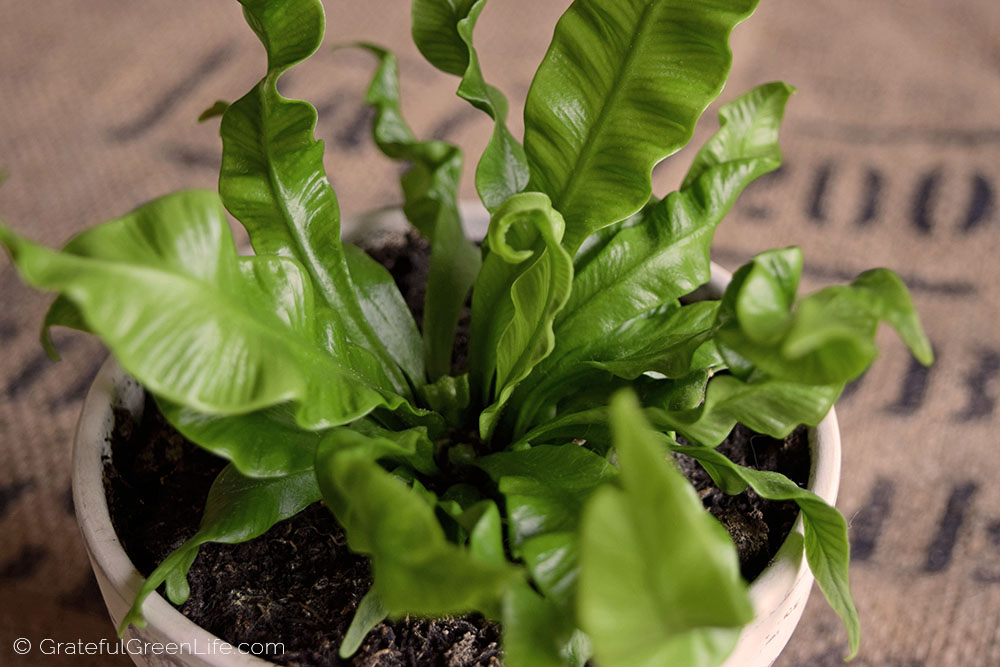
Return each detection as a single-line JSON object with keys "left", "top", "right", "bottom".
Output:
{"left": 1, "top": 1, "right": 998, "bottom": 665}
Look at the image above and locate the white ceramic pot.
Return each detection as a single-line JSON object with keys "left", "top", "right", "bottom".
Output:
{"left": 73, "top": 205, "right": 841, "bottom": 667}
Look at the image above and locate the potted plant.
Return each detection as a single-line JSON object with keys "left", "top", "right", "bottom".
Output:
{"left": 0, "top": 0, "right": 932, "bottom": 666}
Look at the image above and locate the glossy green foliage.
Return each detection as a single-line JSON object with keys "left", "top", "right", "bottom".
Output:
{"left": 716, "top": 247, "right": 933, "bottom": 385}
{"left": 671, "top": 442, "right": 860, "bottom": 657}
{"left": 510, "top": 83, "right": 793, "bottom": 434}
{"left": 219, "top": 0, "right": 409, "bottom": 394}
{"left": 477, "top": 193, "right": 574, "bottom": 438}
{"left": 477, "top": 444, "right": 616, "bottom": 608}
{"left": 524, "top": 0, "right": 759, "bottom": 250}
{"left": 315, "top": 428, "right": 519, "bottom": 617}
{"left": 578, "top": 393, "right": 752, "bottom": 667}
{"left": 412, "top": 0, "right": 530, "bottom": 210}
{"left": 0, "top": 0, "right": 937, "bottom": 664}
{"left": 119, "top": 465, "right": 321, "bottom": 631}
{"left": 0, "top": 191, "right": 396, "bottom": 429}
{"left": 355, "top": 44, "right": 480, "bottom": 379}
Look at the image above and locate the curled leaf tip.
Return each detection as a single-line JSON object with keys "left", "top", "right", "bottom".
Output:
{"left": 487, "top": 193, "right": 565, "bottom": 265}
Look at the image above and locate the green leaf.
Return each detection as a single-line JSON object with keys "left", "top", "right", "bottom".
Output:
{"left": 0, "top": 191, "right": 396, "bottom": 429}
{"left": 503, "top": 582, "right": 592, "bottom": 667}
{"left": 670, "top": 442, "right": 860, "bottom": 658}
{"left": 477, "top": 193, "right": 574, "bottom": 439}
{"left": 315, "top": 429, "right": 519, "bottom": 617}
{"left": 120, "top": 465, "right": 320, "bottom": 631}
{"left": 477, "top": 443, "right": 615, "bottom": 609}
{"left": 512, "top": 83, "right": 793, "bottom": 433}
{"left": 649, "top": 374, "right": 841, "bottom": 447}
{"left": 344, "top": 244, "right": 425, "bottom": 385}
{"left": 417, "top": 372, "right": 471, "bottom": 426}
{"left": 356, "top": 43, "right": 481, "bottom": 379}
{"left": 842, "top": 268, "right": 934, "bottom": 365}
{"left": 348, "top": 419, "right": 440, "bottom": 477}
{"left": 411, "top": 0, "right": 530, "bottom": 210}
{"left": 41, "top": 295, "right": 88, "bottom": 360}
{"left": 197, "top": 100, "right": 230, "bottom": 122}
{"left": 477, "top": 444, "right": 615, "bottom": 550}
{"left": 219, "top": 0, "right": 408, "bottom": 394}
{"left": 585, "top": 301, "right": 723, "bottom": 380}
{"left": 578, "top": 392, "right": 751, "bottom": 667}
{"left": 718, "top": 248, "right": 934, "bottom": 385}
{"left": 339, "top": 589, "right": 388, "bottom": 659}
{"left": 523, "top": 0, "right": 759, "bottom": 250}
{"left": 156, "top": 398, "right": 322, "bottom": 477}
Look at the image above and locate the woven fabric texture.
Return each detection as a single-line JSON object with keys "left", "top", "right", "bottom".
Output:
{"left": 1, "top": 1, "right": 998, "bottom": 665}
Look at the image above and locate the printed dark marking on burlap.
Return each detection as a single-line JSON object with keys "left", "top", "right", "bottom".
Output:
{"left": 955, "top": 348, "right": 1000, "bottom": 422}
{"left": 886, "top": 353, "right": 936, "bottom": 416}
{"left": 923, "top": 482, "right": 979, "bottom": 573}
{"left": 107, "top": 43, "right": 237, "bottom": 142}
{"left": 850, "top": 478, "right": 896, "bottom": 562}
{"left": 0, "top": 545, "right": 48, "bottom": 580}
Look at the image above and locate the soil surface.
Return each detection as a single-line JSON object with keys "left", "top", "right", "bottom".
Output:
{"left": 103, "top": 233, "right": 810, "bottom": 666}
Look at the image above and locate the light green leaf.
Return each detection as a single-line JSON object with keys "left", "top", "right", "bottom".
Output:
{"left": 670, "top": 442, "right": 859, "bottom": 658}
{"left": 219, "top": 0, "right": 408, "bottom": 394}
{"left": 356, "top": 43, "right": 481, "bottom": 379}
{"left": 315, "top": 429, "right": 519, "bottom": 617}
{"left": 156, "top": 398, "right": 321, "bottom": 478}
{"left": 41, "top": 295, "right": 87, "bottom": 360}
{"left": 418, "top": 372, "right": 471, "bottom": 426}
{"left": 503, "top": 582, "right": 592, "bottom": 667}
{"left": 476, "top": 444, "right": 615, "bottom": 550}
{"left": 120, "top": 465, "right": 320, "bottom": 631}
{"left": 524, "top": 0, "right": 759, "bottom": 250}
{"left": 649, "top": 374, "right": 841, "bottom": 447}
{"left": 477, "top": 193, "right": 574, "bottom": 439}
{"left": 578, "top": 392, "right": 751, "bottom": 667}
{"left": 718, "top": 248, "right": 934, "bottom": 385}
{"left": 584, "top": 301, "right": 722, "bottom": 380}
{"left": 841, "top": 268, "right": 934, "bottom": 365}
{"left": 0, "top": 191, "right": 396, "bottom": 429}
{"left": 412, "top": 0, "right": 530, "bottom": 210}
{"left": 344, "top": 244, "right": 425, "bottom": 385}
{"left": 339, "top": 589, "right": 389, "bottom": 659}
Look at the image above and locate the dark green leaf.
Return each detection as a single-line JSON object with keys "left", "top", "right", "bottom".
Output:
{"left": 578, "top": 392, "right": 751, "bottom": 667}
{"left": 418, "top": 372, "right": 471, "bottom": 426}
{"left": 477, "top": 444, "right": 615, "bottom": 550}
{"left": 345, "top": 244, "right": 424, "bottom": 385}
{"left": 524, "top": 0, "right": 759, "bottom": 250}
{"left": 120, "top": 465, "right": 320, "bottom": 631}
{"left": 197, "top": 100, "right": 230, "bottom": 122}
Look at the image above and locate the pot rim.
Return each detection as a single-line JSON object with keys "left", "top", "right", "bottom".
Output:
{"left": 72, "top": 203, "right": 841, "bottom": 666}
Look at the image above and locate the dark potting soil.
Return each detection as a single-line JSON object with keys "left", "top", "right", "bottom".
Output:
{"left": 103, "top": 232, "right": 810, "bottom": 666}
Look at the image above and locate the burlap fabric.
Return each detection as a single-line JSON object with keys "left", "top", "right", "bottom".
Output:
{"left": 1, "top": 1, "right": 997, "bottom": 665}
